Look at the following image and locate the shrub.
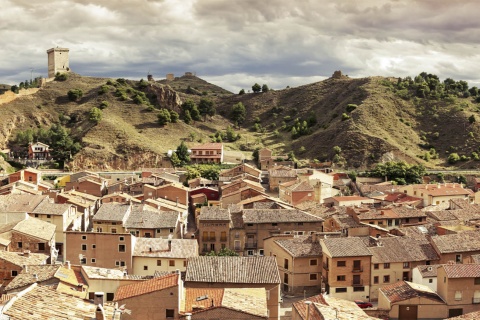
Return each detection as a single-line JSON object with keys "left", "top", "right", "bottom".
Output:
{"left": 239, "top": 89, "right": 245, "bottom": 95}
{"left": 157, "top": 108, "right": 171, "bottom": 125}
{"left": 346, "top": 104, "right": 357, "bottom": 112}
{"left": 89, "top": 107, "right": 102, "bottom": 123}
{"left": 98, "top": 85, "right": 109, "bottom": 95}
{"left": 341, "top": 113, "right": 350, "bottom": 121}
{"left": 448, "top": 153, "right": 460, "bottom": 164}
{"left": 99, "top": 101, "right": 109, "bottom": 109}
{"left": 67, "top": 89, "right": 83, "bottom": 101}
{"left": 54, "top": 72, "right": 68, "bottom": 81}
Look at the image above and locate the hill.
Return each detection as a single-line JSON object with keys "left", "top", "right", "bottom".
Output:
{"left": 0, "top": 72, "right": 479, "bottom": 170}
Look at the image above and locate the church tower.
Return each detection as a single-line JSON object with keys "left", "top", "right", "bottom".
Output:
{"left": 46, "top": 47, "right": 70, "bottom": 78}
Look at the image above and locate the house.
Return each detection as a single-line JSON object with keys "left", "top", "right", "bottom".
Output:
{"left": 219, "top": 163, "right": 262, "bottom": 184}
{"left": 8, "top": 168, "right": 42, "bottom": 185}
{"left": 65, "top": 174, "right": 107, "bottom": 197}
{"left": 378, "top": 281, "right": 447, "bottom": 320}
{"left": 114, "top": 273, "right": 182, "bottom": 320}
{"left": 125, "top": 209, "right": 182, "bottom": 239}
{"left": 143, "top": 183, "right": 189, "bottom": 205}
{"left": 437, "top": 264, "right": 480, "bottom": 316}
{"left": 220, "top": 183, "right": 267, "bottom": 208}
{"left": 324, "top": 196, "right": 374, "bottom": 207}
{"left": 398, "top": 183, "right": 473, "bottom": 207}
{"left": 92, "top": 202, "right": 132, "bottom": 234}
{"left": 0, "top": 251, "right": 49, "bottom": 289}
{"left": 263, "top": 234, "right": 322, "bottom": 294}
{"left": 320, "top": 237, "right": 372, "bottom": 301}
{"left": 412, "top": 264, "right": 442, "bottom": 292}
{"left": 65, "top": 231, "right": 133, "bottom": 271}
{"left": 197, "top": 206, "right": 231, "bottom": 255}
{"left": 0, "top": 284, "right": 120, "bottom": 319}
{"left": 323, "top": 213, "right": 370, "bottom": 236}
{"left": 184, "top": 256, "right": 281, "bottom": 320}
{"left": 258, "top": 148, "right": 294, "bottom": 170}
{"left": 269, "top": 166, "right": 297, "bottom": 191}
{"left": 27, "top": 142, "right": 51, "bottom": 160}
{"left": 132, "top": 238, "right": 198, "bottom": 275}
{"left": 278, "top": 180, "right": 315, "bottom": 206}
{"left": 346, "top": 206, "right": 428, "bottom": 230}
{"left": 298, "top": 169, "right": 335, "bottom": 203}
{"left": 429, "top": 231, "right": 480, "bottom": 264}
{"left": 101, "top": 192, "right": 141, "bottom": 204}
{"left": 368, "top": 236, "right": 439, "bottom": 301}
{"left": 181, "top": 287, "right": 268, "bottom": 319}
{"left": 190, "top": 142, "right": 223, "bottom": 163}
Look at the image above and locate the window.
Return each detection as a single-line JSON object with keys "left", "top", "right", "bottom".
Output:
{"left": 118, "top": 244, "right": 126, "bottom": 252}
{"left": 429, "top": 279, "right": 433, "bottom": 283}
{"left": 115, "top": 261, "right": 120, "bottom": 266}
{"left": 91, "top": 258, "right": 96, "bottom": 263}
{"left": 284, "top": 259, "right": 289, "bottom": 269}
{"left": 337, "top": 275, "right": 346, "bottom": 281}
{"left": 17, "top": 242, "right": 22, "bottom": 249}
{"left": 403, "top": 262, "right": 410, "bottom": 268}
{"left": 272, "top": 223, "right": 277, "bottom": 226}
{"left": 220, "top": 231, "right": 227, "bottom": 242}
{"left": 337, "top": 261, "right": 346, "bottom": 267}
{"left": 38, "top": 243, "right": 45, "bottom": 251}
{"left": 169, "top": 260, "right": 175, "bottom": 267}
{"left": 169, "top": 228, "right": 174, "bottom": 233}
{"left": 202, "top": 243, "right": 208, "bottom": 252}
{"left": 235, "top": 232, "right": 239, "bottom": 239}
{"left": 210, "top": 243, "right": 215, "bottom": 251}
{"left": 310, "top": 259, "right": 318, "bottom": 266}
{"left": 166, "top": 309, "right": 175, "bottom": 318}
{"left": 374, "top": 264, "right": 379, "bottom": 270}
{"left": 383, "top": 275, "right": 390, "bottom": 283}
{"left": 184, "top": 260, "right": 187, "bottom": 267}
{"left": 46, "top": 215, "right": 51, "bottom": 219}
{"left": 82, "top": 235, "right": 87, "bottom": 240}
{"left": 310, "top": 274, "right": 318, "bottom": 281}
{"left": 374, "top": 276, "right": 379, "bottom": 284}
{"left": 157, "top": 260, "right": 162, "bottom": 266}
{"left": 209, "top": 231, "right": 215, "bottom": 241}
{"left": 234, "top": 240, "right": 241, "bottom": 251}
{"left": 297, "top": 222, "right": 303, "bottom": 226}
{"left": 144, "top": 266, "right": 148, "bottom": 271}
{"left": 455, "top": 291, "right": 462, "bottom": 301}
{"left": 221, "top": 243, "right": 226, "bottom": 249}
{"left": 475, "top": 278, "right": 480, "bottom": 285}
{"left": 259, "top": 249, "right": 264, "bottom": 256}
{"left": 34, "top": 214, "right": 39, "bottom": 218}
{"left": 247, "top": 250, "right": 254, "bottom": 256}
{"left": 81, "top": 244, "right": 87, "bottom": 251}
{"left": 353, "top": 286, "right": 365, "bottom": 292}
{"left": 384, "top": 263, "right": 390, "bottom": 269}
{"left": 119, "top": 236, "right": 124, "bottom": 241}
{"left": 202, "top": 231, "right": 208, "bottom": 241}
{"left": 120, "top": 261, "right": 125, "bottom": 267}
{"left": 111, "top": 228, "right": 117, "bottom": 234}
{"left": 156, "top": 229, "right": 161, "bottom": 234}
{"left": 456, "top": 254, "right": 462, "bottom": 263}
{"left": 96, "top": 227, "right": 103, "bottom": 232}
{"left": 335, "top": 288, "right": 347, "bottom": 293}
{"left": 80, "top": 257, "right": 86, "bottom": 265}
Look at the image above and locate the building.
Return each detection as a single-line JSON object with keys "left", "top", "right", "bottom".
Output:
{"left": 184, "top": 256, "right": 281, "bottom": 320}
{"left": 8, "top": 168, "right": 42, "bottom": 185}
{"left": 0, "top": 251, "right": 49, "bottom": 289}
{"left": 278, "top": 180, "right": 315, "bottom": 206}
{"left": 324, "top": 196, "right": 375, "bottom": 207}
{"left": 398, "top": 183, "right": 473, "bottom": 207}
{"left": 47, "top": 47, "right": 69, "bottom": 78}
{"left": 321, "top": 237, "right": 372, "bottom": 301}
{"left": 197, "top": 206, "right": 231, "bottom": 255}
{"left": 412, "top": 265, "right": 441, "bottom": 292}
{"left": 92, "top": 202, "right": 132, "bottom": 234}
{"left": 269, "top": 166, "right": 297, "bottom": 191}
{"left": 27, "top": 142, "right": 51, "bottom": 160}
{"left": 429, "top": 231, "right": 480, "bottom": 264}
{"left": 190, "top": 143, "right": 223, "bottom": 163}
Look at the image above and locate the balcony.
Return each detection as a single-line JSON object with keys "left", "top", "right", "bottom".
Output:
{"left": 352, "top": 279, "right": 364, "bottom": 286}
{"left": 473, "top": 298, "right": 480, "bottom": 304}
{"left": 352, "top": 266, "right": 363, "bottom": 272}
{"left": 323, "top": 263, "right": 329, "bottom": 270}
{"left": 220, "top": 237, "right": 227, "bottom": 242}
{"left": 245, "top": 242, "right": 257, "bottom": 249}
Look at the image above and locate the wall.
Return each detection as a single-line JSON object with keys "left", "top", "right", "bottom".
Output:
{"left": 132, "top": 257, "right": 187, "bottom": 275}
{"left": 198, "top": 219, "right": 230, "bottom": 254}
{"left": 437, "top": 267, "right": 480, "bottom": 314}
{"left": 412, "top": 267, "right": 437, "bottom": 292}
{"left": 0, "top": 88, "right": 40, "bottom": 105}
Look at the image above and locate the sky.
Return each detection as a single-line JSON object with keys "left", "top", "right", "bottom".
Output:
{"left": 1, "top": 0, "right": 480, "bottom": 92}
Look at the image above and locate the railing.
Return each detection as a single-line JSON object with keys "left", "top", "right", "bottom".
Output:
{"left": 220, "top": 237, "right": 227, "bottom": 242}
{"left": 352, "top": 266, "right": 363, "bottom": 272}
{"left": 323, "top": 263, "right": 329, "bottom": 270}
{"left": 245, "top": 242, "right": 257, "bottom": 249}
{"left": 473, "top": 298, "right": 480, "bottom": 304}
{"left": 352, "top": 279, "right": 364, "bottom": 286}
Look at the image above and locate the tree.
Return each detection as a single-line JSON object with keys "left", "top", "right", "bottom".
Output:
{"left": 252, "top": 83, "right": 261, "bottom": 93}
{"left": 261, "top": 84, "right": 269, "bottom": 92}
{"left": 175, "top": 141, "right": 190, "bottom": 166}
{"left": 239, "top": 89, "right": 245, "bottom": 95}
{"left": 181, "top": 99, "right": 201, "bottom": 121}
{"left": 252, "top": 147, "right": 260, "bottom": 163}
{"left": 48, "top": 124, "right": 81, "bottom": 165}
{"left": 67, "top": 89, "right": 83, "bottom": 101}
{"left": 205, "top": 247, "right": 239, "bottom": 256}
{"left": 367, "top": 161, "right": 426, "bottom": 184}
{"left": 170, "top": 152, "right": 181, "bottom": 167}
{"left": 157, "top": 108, "right": 171, "bottom": 125}
{"left": 231, "top": 102, "right": 246, "bottom": 125}
{"left": 333, "top": 146, "right": 342, "bottom": 155}
{"left": 198, "top": 98, "right": 216, "bottom": 121}
{"left": 448, "top": 153, "right": 460, "bottom": 164}
{"left": 184, "top": 110, "right": 192, "bottom": 124}
{"left": 89, "top": 107, "right": 102, "bottom": 124}
{"left": 169, "top": 110, "right": 179, "bottom": 123}
{"left": 469, "top": 115, "right": 476, "bottom": 124}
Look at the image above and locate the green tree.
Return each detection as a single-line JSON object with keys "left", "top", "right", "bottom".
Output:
{"left": 48, "top": 124, "right": 81, "bottom": 165}
{"left": 252, "top": 83, "right": 261, "bottom": 93}
{"left": 469, "top": 115, "right": 476, "bottom": 124}
{"left": 169, "top": 110, "right": 179, "bottom": 123}
{"left": 184, "top": 110, "right": 192, "bottom": 124}
{"left": 231, "top": 102, "right": 246, "bottom": 125}
{"left": 157, "top": 108, "right": 172, "bottom": 125}
{"left": 261, "top": 84, "right": 269, "bottom": 92}
{"left": 226, "top": 126, "right": 239, "bottom": 142}
{"left": 181, "top": 99, "right": 201, "bottom": 121}
{"left": 89, "top": 107, "right": 102, "bottom": 124}
{"left": 252, "top": 147, "right": 260, "bottom": 163}
{"left": 333, "top": 146, "right": 342, "bottom": 155}
{"left": 175, "top": 141, "right": 190, "bottom": 166}
{"left": 239, "top": 89, "right": 245, "bottom": 95}
{"left": 67, "top": 89, "right": 83, "bottom": 101}
{"left": 170, "top": 152, "right": 181, "bottom": 167}
{"left": 198, "top": 98, "right": 216, "bottom": 121}
{"left": 205, "top": 247, "right": 239, "bottom": 256}
{"left": 367, "top": 161, "right": 426, "bottom": 184}
{"left": 448, "top": 153, "right": 460, "bottom": 164}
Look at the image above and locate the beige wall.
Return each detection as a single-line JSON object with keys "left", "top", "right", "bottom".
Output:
{"left": 437, "top": 267, "right": 480, "bottom": 314}
{"left": 198, "top": 219, "right": 230, "bottom": 255}
{"left": 186, "top": 307, "right": 267, "bottom": 319}
{"left": 132, "top": 257, "right": 187, "bottom": 275}
{"left": 370, "top": 262, "right": 412, "bottom": 301}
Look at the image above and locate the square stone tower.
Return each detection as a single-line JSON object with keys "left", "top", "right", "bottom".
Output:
{"left": 47, "top": 47, "right": 70, "bottom": 78}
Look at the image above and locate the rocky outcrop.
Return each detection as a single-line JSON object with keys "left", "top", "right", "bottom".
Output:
{"left": 145, "top": 83, "right": 182, "bottom": 111}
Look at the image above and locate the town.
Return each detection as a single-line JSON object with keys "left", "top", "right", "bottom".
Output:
{"left": 0, "top": 140, "right": 478, "bottom": 320}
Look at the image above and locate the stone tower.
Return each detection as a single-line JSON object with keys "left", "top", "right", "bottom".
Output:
{"left": 47, "top": 47, "right": 70, "bottom": 78}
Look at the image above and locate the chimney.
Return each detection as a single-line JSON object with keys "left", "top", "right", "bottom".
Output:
{"left": 149, "top": 247, "right": 152, "bottom": 252}
{"left": 23, "top": 265, "right": 28, "bottom": 273}
{"left": 176, "top": 197, "right": 179, "bottom": 206}
{"left": 311, "top": 233, "right": 317, "bottom": 243}
{"left": 65, "top": 261, "right": 71, "bottom": 269}
{"left": 23, "top": 250, "right": 30, "bottom": 257}
{"left": 94, "top": 292, "right": 105, "bottom": 307}
{"left": 95, "top": 304, "right": 106, "bottom": 320}
{"left": 33, "top": 274, "right": 38, "bottom": 281}
{"left": 168, "top": 240, "right": 172, "bottom": 251}
{"left": 123, "top": 270, "right": 128, "bottom": 277}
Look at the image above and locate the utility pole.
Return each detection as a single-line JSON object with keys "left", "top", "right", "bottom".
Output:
{"left": 30, "top": 68, "right": 35, "bottom": 84}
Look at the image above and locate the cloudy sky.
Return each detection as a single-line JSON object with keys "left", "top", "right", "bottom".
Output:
{"left": 1, "top": 0, "right": 480, "bottom": 92}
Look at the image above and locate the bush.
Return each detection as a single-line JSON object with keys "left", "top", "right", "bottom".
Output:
{"left": 99, "top": 101, "right": 109, "bottom": 109}
{"left": 98, "top": 85, "right": 109, "bottom": 95}
{"left": 157, "top": 108, "right": 172, "bottom": 125}
{"left": 448, "top": 153, "right": 460, "bottom": 164}
{"left": 54, "top": 72, "right": 68, "bottom": 81}
{"left": 346, "top": 104, "right": 357, "bottom": 112}
{"left": 239, "top": 89, "right": 245, "bottom": 95}
{"left": 67, "top": 89, "right": 83, "bottom": 101}
{"left": 341, "top": 113, "right": 351, "bottom": 121}
{"left": 89, "top": 107, "right": 102, "bottom": 123}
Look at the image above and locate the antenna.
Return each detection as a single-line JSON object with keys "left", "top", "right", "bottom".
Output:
{"left": 30, "top": 67, "right": 35, "bottom": 83}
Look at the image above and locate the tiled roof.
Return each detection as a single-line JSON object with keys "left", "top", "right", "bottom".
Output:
{"left": 269, "top": 168, "right": 297, "bottom": 178}
{"left": 199, "top": 206, "right": 230, "bottom": 221}
{"left": 0, "top": 194, "right": 47, "bottom": 212}
{"left": 185, "top": 256, "right": 281, "bottom": 284}
{"left": 380, "top": 281, "right": 444, "bottom": 304}
{"left": 318, "top": 296, "right": 379, "bottom": 320}
{"left": 425, "top": 210, "right": 458, "bottom": 221}
{"left": 331, "top": 196, "right": 371, "bottom": 202}
{"left": 431, "top": 231, "right": 480, "bottom": 253}
{"left": 243, "top": 209, "right": 323, "bottom": 223}
{"left": 416, "top": 265, "right": 441, "bottom": 278}
{"left": 184, "top": 287, "right": 224, "bottom": 312}
{"left": 447, "top": 311, "right": 480, "bottom": 319}
{"left": 292, "top": 294, "right": 326, "bottom": 320}
{"left": 3, "top": 284, "right": 119, "bottom": 320}
{"left": 442, "top": 264, "right": 480, "bottom": 278}
{"left": 274, "top": 235, "right": 322, "bottom": 258}
{"left": 369, "top": 237, "right": 438, "bottom": 263}
{"left": 31, "top": 198, "right": 72, "bottom": 215}
{"left": 332, "top": 214, "right": 363, "bottom": 228}
{"left": 190, "top": 143, "right": 223, "bottom": 150}
{"left": 125, "top": 207, "right": 178, "bottom": 229}
{"left": 114, "top": 273, "right": 179, "bottom": 301}
{"left": 321, "top": 237, "right": 372, "bottom": 258}
{"left": 82, "top": 266, "right": 152, "bottom": 280}
{"left": 286, "top": 181, "right": 313, "bottom": 192}
{"left": 5, "top": 265, "right": 60, "bottom": 291}
{"left": 93, "top": 202, "right": 131, "bottom": 222}
{"left": 133, "top": 238, "right": 198, "bottom": 258}
{"left": 391, "top": 206, "right": 427, "bottom": 218}
{"left": 0, "top": 251, "right": 48, "bottom": 267}
{"left": 13, "top": 217, "right": 56, "bottom": 241}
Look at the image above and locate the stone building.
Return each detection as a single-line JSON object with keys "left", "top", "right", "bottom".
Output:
{"left": 47, "top": 47, "right": 69, "bottom": 78}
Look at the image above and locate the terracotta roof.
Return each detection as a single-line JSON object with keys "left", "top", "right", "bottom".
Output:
{"left": 0, "top": 251, "right": 48, "bottom": 267}
{"left": 82, "top": 266, "right": 153, "bottom": 280}
{"left": 292, "top": 294, "right": 326, "bottom": 320}
{"left": 185, "top": 256, "right": 281, "bottom": 284}
{"left": 369, "top": 237, "right": 438, "bottom": 263}
{"left": 426, "top": 210, "right": 458, "bottom": 221}
{"left": 447, "top": 311, "right": 480, "bottom": 319}
{"left": 114, "top": 273, "right": 179, "bottom": 301}
{"left": 31, "top": 198, "right": 72, "bottom": 215}
{"left": 330, "top": 196, "right": 371, "bottom": 202}
{"left": 133, "top": 238, "right": 198, "bottom": 258}
{"left": 416, "top": 265, "right": 441, "bottom": 278}
{"left": 274, "top": 235, "right": 322, "bottom": 258}
{"left": 93, "top": 202, "right": 131, "bottom": 222}
{"left": 321, "top": 237, "right": 372, "bottom": 258}
{"left": 5, "top": 265, "right": 60, "bottom": 291}
{"left": 442, "top": 264, "right": 480, "bottom": 278}
{"left": 286, "top": 180, "right": 314, "bottom": 192}
{"left": 125, "top": 207, "right": 179, "bottom": 229}
{"left": 243, "top": 209, "right": 323, "bottom": 223}
{"left": 184, "top": 287, "right": 224, "bottom": 312}
{"left": 13, "top": 217, "right": 56, "bottom": 241}
{"left": 199, "top": 206, "right": 230, "bottom": 221}
{"left": 0, "top": 194, "right": 47, "bottom": 212}
{"left": 190, "top": 143, "right": 223, "bottom": 150}
{"left": 331, "top": 214, "right": 364, "bottom": 228}
{"left": 3, "top": 284, "right": 119, "bottom": 319}
{"left": 380, "top": 281, "right": 444, "bottom": 304}
{"left": 431, "top": 231, "right": 480, "bottom": 253}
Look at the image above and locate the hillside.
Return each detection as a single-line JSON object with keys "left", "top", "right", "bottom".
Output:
{"left": 0, "top": 72, "right": 479, "bottom": 170}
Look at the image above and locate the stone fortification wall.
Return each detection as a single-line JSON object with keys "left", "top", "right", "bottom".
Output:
{"left": 0, "top": 88, "right": 40, "bottom": 105}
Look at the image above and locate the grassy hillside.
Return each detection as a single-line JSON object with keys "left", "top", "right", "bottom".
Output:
{"left": 1, "top": 72, "right": 479, "bottom": 170}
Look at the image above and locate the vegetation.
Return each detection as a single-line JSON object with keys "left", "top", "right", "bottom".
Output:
{"left": 205, "top": 248, "right": 239, "bottom": 256}
{"left": 157, "top": 109, "right": 172, "bottom": 125}
{"left": 262, "top": 84, "right": 269, "bottom": 92}
{"left": 231, "top": 102, "right": 246, "bottom": 125}
{"left": 252, "top": 83, "right": 261, "bottom": 93}
{"left": 181, "top": 99, "right": 201, "bottom": 122}
{"left": 89, "top": 107, "right": 102, "bottom": 123}
{"left": 54, "top": 72, "right": 68, "bottom": 81}
{"left": 67, "top": 89, "right": 83, "bottom": 101}
{"left": 174, "top": 141, "right": 190, "bottom": 166}
{"left": 365, "top": 161, "right": 426, "bottom": 185}
{"left": 198, "top": 98, "right": 216, "bottom": 121}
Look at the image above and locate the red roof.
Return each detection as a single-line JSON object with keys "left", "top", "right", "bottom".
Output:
{"left": 114, "top": 273, "right": 178, "bottom": 301}
{"left": 191, "top": 143, "right": 223, "bottom": 150}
